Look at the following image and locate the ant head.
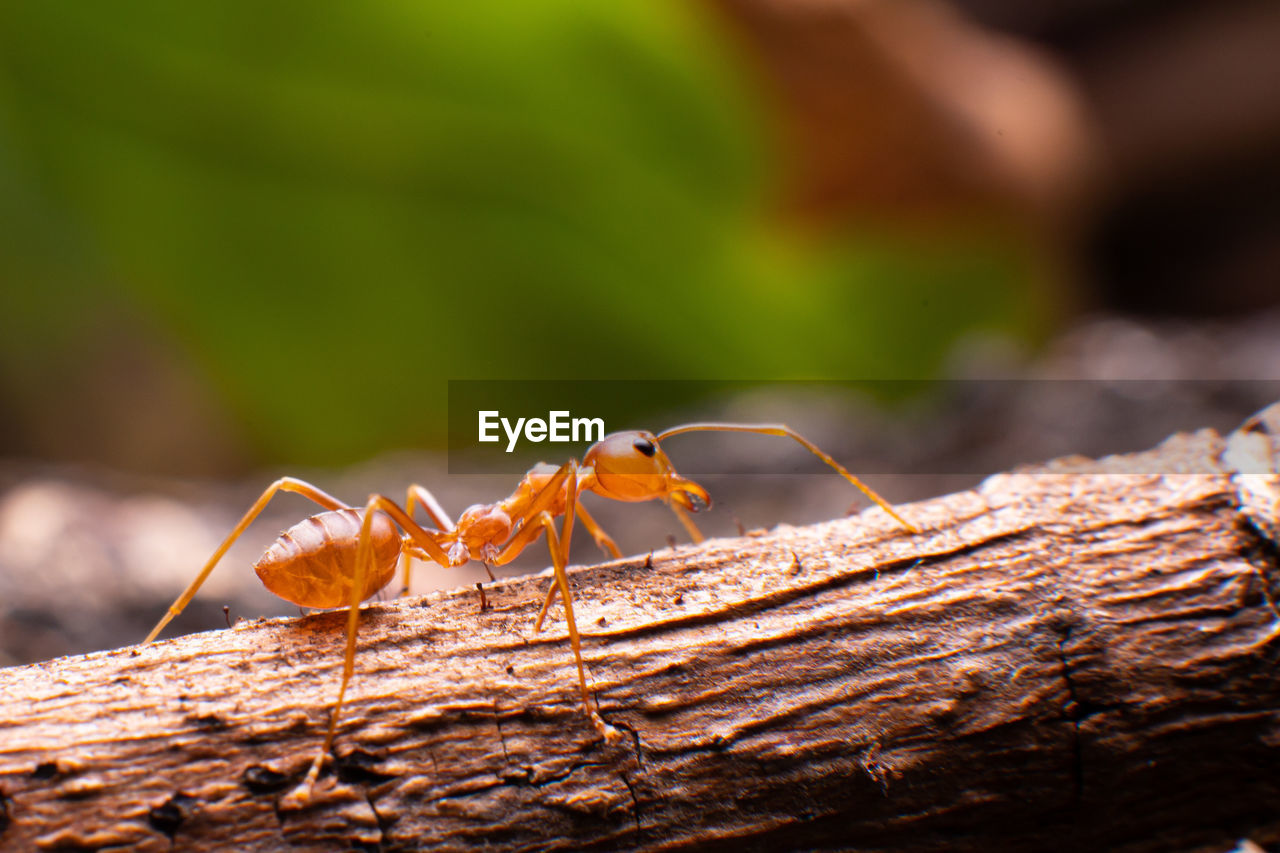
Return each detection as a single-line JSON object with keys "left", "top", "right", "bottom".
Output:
{"left": 583, "top": 431, "right": 711, "bottom": 511}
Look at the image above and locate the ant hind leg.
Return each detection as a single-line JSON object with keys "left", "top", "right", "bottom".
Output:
{"left": 144, "top": 477, "right": 349, "bottom": 644}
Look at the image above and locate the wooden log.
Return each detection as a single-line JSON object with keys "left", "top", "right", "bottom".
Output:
{"left": 2, "top": 406, "right": 1279, "bottom": 852}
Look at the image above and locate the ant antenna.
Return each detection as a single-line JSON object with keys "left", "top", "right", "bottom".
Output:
{"left": 655, "top": 422, "right": 918, "bottom": 533}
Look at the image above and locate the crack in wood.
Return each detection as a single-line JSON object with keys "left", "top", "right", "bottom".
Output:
{"left": 1239, "top": 519, "right": 1280, "bottom": 624}
{"left": 1054, "top": 623, "right": 1086, "bottom": 805}
{"left": 361, "top": 787, "right": 387, "bottom": 846}
{"left": 619, "top": 772, "right": 642, "bottom": 836}
{"left": 493, "top": 698, "right": 509, "bottom": 763}
{"left": 613, "top": 721, "right": 645, "bottom": 771}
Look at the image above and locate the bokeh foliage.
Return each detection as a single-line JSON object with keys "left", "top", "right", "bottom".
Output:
{"left": 0, "top": 0, "right": 1043, "bottom": 469}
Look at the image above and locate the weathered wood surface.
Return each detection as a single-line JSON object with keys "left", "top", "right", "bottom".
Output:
{"left": 2, "top": 409, "right": 1280, "bottom": 852}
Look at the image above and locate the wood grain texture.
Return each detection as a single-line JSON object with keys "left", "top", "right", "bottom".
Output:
{"left": 2, "top": 417, "right": 1280, "bottom": 852}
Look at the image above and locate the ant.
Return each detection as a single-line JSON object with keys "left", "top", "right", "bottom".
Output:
{"left": 143, "top": 422, "right": 916, "bottom": 798}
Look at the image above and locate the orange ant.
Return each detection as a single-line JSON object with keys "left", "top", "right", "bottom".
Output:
{"left": 143, "top": 423, "right": 916, "bottom": 797}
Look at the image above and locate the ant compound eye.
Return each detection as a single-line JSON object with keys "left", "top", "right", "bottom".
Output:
{"left": 633, "top": 438, "right": 657, "bottom": 457}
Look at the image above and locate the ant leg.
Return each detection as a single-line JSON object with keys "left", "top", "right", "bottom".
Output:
{"left": 407, "top": 483, "right": 496, "bottom": 604}
{"left": 534, "top": 476, "right": 619, "bottom": 742}
{"left": 482, "top": 460, "right": 578, "bottom": 631}
{"left": 531, "top": 501, "right": 622, "bottom": 628}
{"left": 144, "top": 477, "right": 349, "bottom": 644}
{"left": 534, "top": 577, "right": 560, "bottom": 634}
{"left": 666, "top": 500, "right": 704, "bottom": 544}
{"left": 297, "top": 493, "right": 453, "bottom": 797}
{"left": 406, "top": 484, "right": 455, "bottom": 531}
{"left": 411, "top": 484, "right": 497, "bottom": 602}
{"left": 489, "top": 460, "right": 577, "bottom": 568}
{"left": 655, "top": 422, "right": 919, "bottom": 533}
{"left": 364, "top": 495, "right": 454, "bottom": 566}
{"left": 538, "top": 490, "right": 692, "bottom": 637}
{"left": 484, "top": 460, "right": 613, "bottom": 641}
{"left": 575, "top": 504, "right": 622, "bottom": 560}
{"left": 396, "top": 551, "right": 413, "bottom": 598}
{"left": 400, "top": 484, "right": 456, "bottom": 595}
{"left": 547, "top": 461, "right": 578, "bottom": 624}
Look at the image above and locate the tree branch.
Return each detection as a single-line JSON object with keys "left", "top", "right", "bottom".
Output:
{"left": 2, "top": 406, "right": 1280, "bottom": 851}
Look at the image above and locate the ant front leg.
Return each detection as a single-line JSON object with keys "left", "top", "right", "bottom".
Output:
{"left": 144, "top": 477, "right": 349, "bottom": 644}
{"left": 532, "top": 503, "right": 627, "bottom": 632}
{"left": 514, "top": 500, "right": 622, "bottom": 638}
{"left": 666, "top": 499, "right": 705, "bottom": 544}
{"left": 532, "top": 475, "right": 620, "bottom": 742}
{"left": 574, "top": 503, "right": 623, "bottom": 560}
{"left": 488, "top": 461, "right": 618, "bottom": 741}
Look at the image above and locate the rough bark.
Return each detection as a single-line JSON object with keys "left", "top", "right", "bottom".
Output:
{"left": 2, "top": 406, "right": 1280, "bottom": 852}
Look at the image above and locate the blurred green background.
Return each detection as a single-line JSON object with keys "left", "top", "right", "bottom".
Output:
{"left": 0, "top": 0, "right": 1053, "bottom": 475}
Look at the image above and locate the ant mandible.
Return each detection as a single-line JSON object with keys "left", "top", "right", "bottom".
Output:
{"left": 143, "top": 422, "right": 917, "bottom": 797}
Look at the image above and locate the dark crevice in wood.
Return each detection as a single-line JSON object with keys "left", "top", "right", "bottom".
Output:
{"left": 1054, "top": 623, "right": 1086, "bottom": 804}
{"left": 146, "top": 791, "right": 195, "bottom": 842}
{"left": 335, "top": 749, "right": 397, "bottom": 786}
{"left": 362, "top": 787, "right": 389, "bottom": 838}
{"left": 497, "top": 764, "right": 537, "bottom": 786}
{"left": 493, "top": 699, "right": 510, "bottom": 762}
{"left": 1238, "top": 517, "right": 1280, "bottom": 623}
{"left": 242, "top": 764, "right": 295, "bottom": 796}
{"left": 606, "top": 719, "right": 645, "bottom": 772}
{"left": 619, "top": 772, "right": 642, "bottom": 835}
{"left": 30, "top": 762, "right": 59, "bottom": 780}
{"left": 268, "top": 796, "right": 287, "bottom": 836}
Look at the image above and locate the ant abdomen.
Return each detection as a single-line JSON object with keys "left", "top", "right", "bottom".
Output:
{"left": 253, "top": 509, "right": 400, "bottom": 609}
